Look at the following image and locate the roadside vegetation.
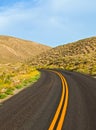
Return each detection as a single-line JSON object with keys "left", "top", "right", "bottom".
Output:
{"left": 0, "top": 63, "right": 40, "bottom": 99}
{"left": 45, "top": 53, "right": 96, "bottom": 76}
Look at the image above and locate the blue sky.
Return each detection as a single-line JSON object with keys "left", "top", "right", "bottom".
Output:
{"left": 0, "top": 0, "right": 96, "bottom": 47}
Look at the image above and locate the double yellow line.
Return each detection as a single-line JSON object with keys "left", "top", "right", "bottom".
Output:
{"left": 48, "top": 71, "right": 69, "bottom": 130}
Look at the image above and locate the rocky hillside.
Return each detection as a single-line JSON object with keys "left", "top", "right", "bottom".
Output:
{"left": 0, "top": 36, "right": 51, "bottom": 63}
{"left": 31, "top": 37, "right": 96, "bottom": 75}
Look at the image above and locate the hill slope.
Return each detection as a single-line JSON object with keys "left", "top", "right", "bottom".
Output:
{"left": 31, "top": 37, "right": 96, "bottom": 75}
{"left": 0, "top": 36, "right": 51, "bottom": 63}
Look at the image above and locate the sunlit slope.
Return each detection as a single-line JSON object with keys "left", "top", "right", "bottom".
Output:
{"left": 31, "top": 37, "right": 96, "bottom": 75}
{"left": 0, "top": 36, "right": 51, "bottom": 63}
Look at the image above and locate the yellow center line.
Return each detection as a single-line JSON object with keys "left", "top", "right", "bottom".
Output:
{"left": 48, "top": 71, "right": 65, "bottom": 130}
{"left": 56, "top": 75, "right": 69, "bottom": 130}
{"left": 48, "top": 70, "right": 68, "bottom": 130}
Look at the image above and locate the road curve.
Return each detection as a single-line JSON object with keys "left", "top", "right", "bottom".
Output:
{"left": 48, "top": 70, "right": 68, "bottom": 130}
{"left": 0, "top": 69, "right": 96, "bottom": 130}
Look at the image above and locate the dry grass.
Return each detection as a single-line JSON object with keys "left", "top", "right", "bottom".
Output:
{"left": 0, "top": 35, "right": 51, "bottom": 63}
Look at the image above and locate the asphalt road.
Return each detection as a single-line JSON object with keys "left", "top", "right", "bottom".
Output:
{"left": 0, "top": 69, "right": 96, "bottom": 130}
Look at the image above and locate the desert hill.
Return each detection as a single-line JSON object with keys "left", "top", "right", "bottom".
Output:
{"left": 31, "top": 37, "right": 96, "bottom": 75}
{"left": 0, "top": 35, "right": 51, "bottom": 63}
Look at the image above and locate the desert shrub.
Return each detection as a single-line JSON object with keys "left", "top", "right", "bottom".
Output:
{"left": 5, "top": 88, "right": 14, "bottom": 95}
{"left": 0, "top": 93, "right": 7, "bottom": 99}
{"left": 15, "top": 84, "right": 23, "bottom": 89}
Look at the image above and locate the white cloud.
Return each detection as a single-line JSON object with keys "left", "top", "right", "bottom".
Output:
{"left": 47, "top": 0, "right": 96, "bottom": 14}
{"left": 0, "top": 0, "right": 63, "bottom": 31}
{"left": 0, "top": 0, "right": 96, "bottom": 46}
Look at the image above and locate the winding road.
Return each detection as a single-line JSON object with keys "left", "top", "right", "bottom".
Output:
{"left": 0, "top": 69, "right": 96, "bottom": 130}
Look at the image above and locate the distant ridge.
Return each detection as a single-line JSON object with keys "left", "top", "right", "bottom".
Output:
{"left": 0, "top": 35, "right": 51, "bottom": 63}
{"left": 31, "top": 37, "right": 96, "bottom": 75}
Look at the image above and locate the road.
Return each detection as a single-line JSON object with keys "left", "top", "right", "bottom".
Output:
{"left": 0, "top": 69, "right": 96, "bottom": 130}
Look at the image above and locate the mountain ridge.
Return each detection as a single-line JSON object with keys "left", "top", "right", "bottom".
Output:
{"left": 31, "top": 36, "right": 96, "bottom": 75}
{"left": 0, "top": 35, "right": 51, "bottom": 63}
